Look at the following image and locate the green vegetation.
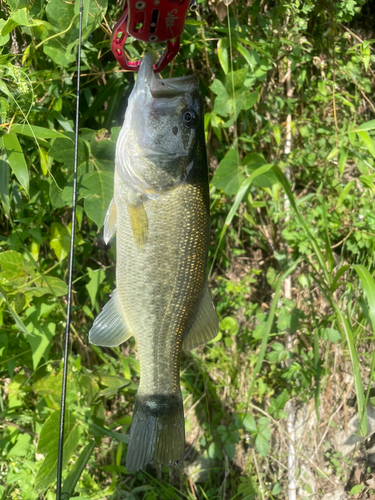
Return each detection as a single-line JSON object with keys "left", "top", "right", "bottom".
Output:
{"left": 1, "top": 0, "right": 375, "bottom": 498}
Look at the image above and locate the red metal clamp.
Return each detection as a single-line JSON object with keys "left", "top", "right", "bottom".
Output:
{"left": 111, "top": 0, "right": 194, "bottom": 73}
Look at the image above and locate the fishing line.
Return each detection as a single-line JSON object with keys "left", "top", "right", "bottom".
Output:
{"left": 56, "top": 0, "right": 83, "bottom": 497}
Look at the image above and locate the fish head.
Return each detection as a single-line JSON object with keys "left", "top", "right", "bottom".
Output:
{"left": 116, "top": 54, "right": 203, "bottom": 197}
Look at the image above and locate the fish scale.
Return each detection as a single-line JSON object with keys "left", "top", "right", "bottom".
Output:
{"left": 116, "top": 170, "right": 208, "bottom": 394}
{"left": 89, "top": 53, "right": 219, "bottom": 471}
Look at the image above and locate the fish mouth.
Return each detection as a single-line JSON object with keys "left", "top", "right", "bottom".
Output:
{"left": 136, "top": 53, "right": 199, "bottom": 98}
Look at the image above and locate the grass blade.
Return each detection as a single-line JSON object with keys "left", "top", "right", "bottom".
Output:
{"left": 246, "top": 258, "right": 302, "bottom": 407}
{"left": 62, "top": 440, "right": 96, "bottom": 497}
{"left": 334, "top": 305, "right": 367, "bottom": 436}
{"left": 209, "top": 163, "right": 274, "bottom": 276}
{"left": 272, "top": 165, "right": 330, "bottom": 284}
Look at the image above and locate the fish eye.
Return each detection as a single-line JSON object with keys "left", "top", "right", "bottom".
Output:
{"left": 182, "top": 109, "right": 196, "bottom": 127}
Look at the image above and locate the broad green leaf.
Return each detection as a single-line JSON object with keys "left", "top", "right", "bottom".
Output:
{"left": 35, "top": 410, "right": 82, "bottom": 490}
{"left": 225, "top": 68, "right": 249, "bottom": 93}
{"left": 43, "top": 276, "right": 68, "bottom": 297}
{"left": 1, "top": 8, "right": 44, "bottom": 36}
{"left": 357, "top": 130, "right": 375, "bottom": 158}
{"left": 81, "top": 171, "right": 114, "bottom": 228}
{"left": 3, "top": 133, "right": 29, "bottom": 193}
{"left": 0, "top": 287, "right": 30, "bottom": 337}
{"left": 7, "top": 434, "right": 32, "bottom": 458}
{"left": 0, "top": 20, "right": 10, "bottom": 46}
{"left": 212, "top": 149, "right": 243, "bottom": 195}
{"left": 349, "top": 484, "right": 364, "bottom": 495}
{"left": 26, "top": 322, "right": 55, "bottom": 370}
{"left": 217, "top": 38, "right": 229, "bottom": 74}
{"left": 86, "top": 267, "right": 106, "bottom": 312}
{"left": 242, "top": 415, "right": 257, "bottom": 432}
{"left": 0, "top": 250, "right": 24, "bottom": 280}
{"left": 50, "top": 222, "right": 71, "bottom": 261}
{"left": 321, "top": 328, "right": 341, "bottom": 343}
{"left": 49, "top": 137, "right": 87, "bottom": 166}
{"left": 242, "top": 153, "right": 277, "bottom": 188}
{"left": 11, "top": 123, "right": 66, "bottom": 140}
{"left": 235, "top": 89, "right": 258, "bottom": 111}
{"left": 210, "top": 79, "right": 231, "bottom": 117}
{"left": 62, "top": 440, "right": 96, "bottom": 497}
{"left": 357, "top": 120, "right": 375, "bottom": 132}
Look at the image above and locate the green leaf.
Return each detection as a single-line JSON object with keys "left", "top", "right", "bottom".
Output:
{"left": 321, "top": 328, "right": 341, "bottom": 343}
{"left": 208, "top": 441, "right": 222, "bottom": 460}
{"left": 26, "top": 322, "right": 55, "bottom": 370}
{"left": 86, "top": 267, "right": 106, "bottom": 312}
{"left": 0, "top": 287, "right": 30, "bottom": 337}
{"left": 212, "top": 149, "right": 243, "bottom": 195}
{"left": 242, "top": 153, "right": 277, "bottom": 187}
{"left": 242, "top": 415, "right": 257, "bottom": 432}
{"left": 43, "top": 276, "right": 68, "bottom": 297}
{"left": 49, "top": 137, "right": 86, "bottom": 166}
{"left": 217, "top": 38, "right": 229, "bottom": 74}
{"left": 224, "top": 442, "right": 235, "bottom": 460}
{"left": 357, "top": 120, "right": 375, "bottom": 132}
{"left": 62, "top": 440, "right": 96, "bottom": 497}
{"left": 3, "top": 133, "right": 29, "bottom": 193}
{"left": 0, "top": 250, "right": 24, "bottom": 280}
{"left": 1, "top": 8, "right": 44, "bottom": 36}
{"left": 7, "top": 433, "right": 32, "bottom": 457}
{"left": 349, "top": 484, "right": 364, "bottom": 495}
{"left": 35, "top": 410, "right": 82, "bottom": 491}
{"left": 11, "top": 123, "right": 66, "bottom": 140}
{"left": 357, "top": 130, "right": 375, "bottom": 158}
{"left": 210, "top": 79, "right": 231, "bottom": 117}
{"left": 338, "top": 147, "right": 348, "bottom": 175}
{"left": 50, "top": 222, "right": 71, "bottom": 261}
{"left": 353, "top": 265, "right": 375, "bottom": 332}
{"left": 337, "top": 181, "right": 354, "bottom": 207}
{"left": 81, "top": 171, "right": 114, "bottom": 228}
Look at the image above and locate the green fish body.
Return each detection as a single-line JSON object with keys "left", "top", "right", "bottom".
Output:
{"left": 89, "top": 54, "right": 218, "bottom": 472}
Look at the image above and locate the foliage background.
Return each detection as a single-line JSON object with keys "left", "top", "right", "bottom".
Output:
{"left": 1, "top": 0, "right": 375, "bottom": 498}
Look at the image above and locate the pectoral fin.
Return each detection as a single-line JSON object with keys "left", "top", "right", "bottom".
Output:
{"left": 104, "top": 199, "right": 117, "bottom": 244}
{"left": 128, "top": 200, "right": 148, "bottom": 247}
{"left": 89, "top": 289, "right": 132, "bottom": 347}
{"left": 183, "top": 284, "right": 219, "bottom": 350}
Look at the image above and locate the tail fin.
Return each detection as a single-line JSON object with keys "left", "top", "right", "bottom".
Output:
{"left": 126, "top": 393, "right": 185, "bottom": 472}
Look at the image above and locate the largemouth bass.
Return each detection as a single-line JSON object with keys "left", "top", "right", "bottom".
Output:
{"left": 89, "top": 53, "right": 218, "bottom": 472}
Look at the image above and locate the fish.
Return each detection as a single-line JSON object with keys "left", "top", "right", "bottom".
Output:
{"left": 89, "top": 53, "right": 219, "bottom": 472}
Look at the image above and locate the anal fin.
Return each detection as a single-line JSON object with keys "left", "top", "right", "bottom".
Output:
{"left": 89, "top": 289, "right": 132, "bottom": 347}
{"left": 183, "top": 284, "right": 219, "bottom": 350}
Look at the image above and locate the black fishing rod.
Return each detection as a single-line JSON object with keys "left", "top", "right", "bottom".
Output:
{"left": 56, "top": 0, "right": 83, "bottom": 498}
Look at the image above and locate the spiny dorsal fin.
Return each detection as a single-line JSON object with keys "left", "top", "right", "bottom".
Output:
{"left": 89, "top": 289, "right": 132, "bottom": 347}
{"left": 183, "top": 284, "right": 219, "bottom": 350}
